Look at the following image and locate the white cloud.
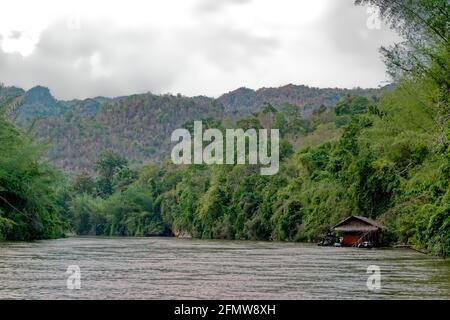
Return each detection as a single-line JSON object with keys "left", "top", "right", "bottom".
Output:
{"left": 0, "top": 0, "right": 400, "bottom": 99}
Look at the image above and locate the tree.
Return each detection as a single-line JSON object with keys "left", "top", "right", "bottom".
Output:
{"left": 261, "top": 102, "right": 278, "bottom": 114}
{"left": 355, "top": 0, "right": 449, "bottom": 86}
{"left": 112, "top": 167, "right": 138, "bottom": 192}
{"left": 95, "top": 150, "right": 128, "bottom": 197}
{"left": 281, "top": 103, "right": 308, "bottom": 135}
{"left": 0, "top": 104, "right": 64, "bottom": 240}
{"left": 72, "top": 172, "right": 96, "bottom": 195}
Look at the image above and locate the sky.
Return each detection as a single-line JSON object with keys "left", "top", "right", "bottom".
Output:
{"left": 0, "top": 0, "right": 401, "bottom": 100}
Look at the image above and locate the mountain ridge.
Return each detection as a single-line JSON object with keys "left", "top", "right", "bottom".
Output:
{"left": 0, "top": 82, "right": 392, "bottom": 173}
{"left": 1, "top": 83, "right": 392, "bottom": 118}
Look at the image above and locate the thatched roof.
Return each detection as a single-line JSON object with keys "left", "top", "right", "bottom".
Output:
{"left": 333, "top": 216, "right": 383, "bottom": 232}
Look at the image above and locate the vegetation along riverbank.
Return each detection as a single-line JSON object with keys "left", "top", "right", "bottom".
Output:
{"left": 0, "top": 0, "right": 449, "bottom": 256}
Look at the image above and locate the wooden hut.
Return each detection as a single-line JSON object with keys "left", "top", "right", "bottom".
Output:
{"left": 332, "top": 216, "right": 383, "bottom": 247}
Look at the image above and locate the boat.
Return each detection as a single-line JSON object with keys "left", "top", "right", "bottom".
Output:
{"left": 357, "top": 241, "right": 374, "bottom": 249}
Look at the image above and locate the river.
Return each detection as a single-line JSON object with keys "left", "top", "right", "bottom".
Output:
{"left": 0, "top": 237, "right": 449, "bottom": 299}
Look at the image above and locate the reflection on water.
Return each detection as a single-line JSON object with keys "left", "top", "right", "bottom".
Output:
{"left": 0, "top": 237, "right": 449, "bottom": 299}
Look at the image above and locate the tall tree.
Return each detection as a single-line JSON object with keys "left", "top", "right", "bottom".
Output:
{"left": 355, "top": 0, "right": 449, "bottom": 82}
{"left": 0, "top": 102, "right": 64, "bottom": 240}
{"left": 95, "top": 150, "right": 128, "bottom": 197}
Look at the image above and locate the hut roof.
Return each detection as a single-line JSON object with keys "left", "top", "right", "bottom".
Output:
{"left": 333, "top": 216, "right": 383, "bottom": 232}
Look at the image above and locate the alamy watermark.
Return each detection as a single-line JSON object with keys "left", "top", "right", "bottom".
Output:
{"left": 366, "top": 6, "right": 381, "bottom": 30}
{"left": 366, "top": 265, "right": 381, "bottom": 291}
{"left": 171, "top": 121, "right": 279, "bottom": 175}
{"left": 66, "top": 265, "right": 81, "bottom": 290}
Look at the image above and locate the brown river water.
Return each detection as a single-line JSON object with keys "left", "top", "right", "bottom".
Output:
{"left": 0, "top": 237, "right": 449, "bottom": 299}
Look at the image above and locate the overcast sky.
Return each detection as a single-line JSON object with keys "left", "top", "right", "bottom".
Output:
{"left": 0, "top": 0, "right": 400, "bottom": 100}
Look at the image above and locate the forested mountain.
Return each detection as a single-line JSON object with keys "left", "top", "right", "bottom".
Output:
{"left": 217, "top": 84, "right": 389, "bottom": 116}
{"left": 1, "top": 83, "right": 388, "bottom": 122}
{"left": 0, "top": 0, "right": 448, "bottom": 257}
{"left": 0, "top": 83, "right": 387, "bottom": 173}
{"left": 0, "top": 86, "right": 109, "bottom": 123}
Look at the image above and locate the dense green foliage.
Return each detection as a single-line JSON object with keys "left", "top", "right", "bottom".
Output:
{"left": 0, "top": 104, "right": 66, "bottom": 240}
{"left": 0, "top": 83, "right": 384, "bottom": 173}
{"left": 0, "top": 0, "right": 448, "bottom": 257}
{"left": 62, "top": 79, "right": 448, "bottom": 256}
{"left": 62, "top": 0, "right": 450, "bottom": 255}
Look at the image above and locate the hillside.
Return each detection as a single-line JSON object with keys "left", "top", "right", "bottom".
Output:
{"left": 0, "top": 83, "right": 388, "bottom": 173}
{"left": 217, "top": 84, "right": 389, "bottom": 116}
